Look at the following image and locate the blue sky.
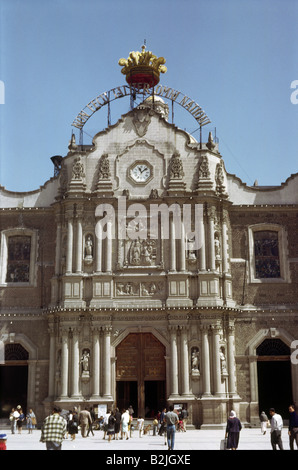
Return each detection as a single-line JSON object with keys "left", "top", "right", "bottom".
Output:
{"left": 0, "top": 0, "right": 297, "bottom": 192}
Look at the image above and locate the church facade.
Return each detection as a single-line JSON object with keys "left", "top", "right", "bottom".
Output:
{"left": 0, "top": 48, "right": 298, "bottom": 427}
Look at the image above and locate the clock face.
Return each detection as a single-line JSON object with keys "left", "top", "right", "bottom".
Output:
{"left": 130, "top": 163, "right": 151, "bottom": 183}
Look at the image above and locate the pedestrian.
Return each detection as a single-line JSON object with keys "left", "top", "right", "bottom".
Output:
{"left": 26, "top": 408, "right": 37, "bottom": 434}
{"left": 165, "top": 405, "right": 178, "bottom": 450}
{"left": 121, "top": 409, "right": 130, "bottom": 440}
{"left": 107, "top": 411, "right": 116, "bottom": 442}
{"left": 87, "top": 406, "right": 95, "bottom": 436}
{"left": 180, "top": 406, "right": 188, "bottom": 432}
{"left": 103, "top": 409, "right": 111, "bottom": 440}
{"left": 16, "top": 408, "right": 25, "bottom": 434}
{"left": 269, "top": 408, "right": 284, "bottom": 450}
{"left": 68, "top": 409, "right": 79, "bottom": 440}
{"left": 288, "top": 404, "right": 298, "bottom": 450}
{"left": 114, "top": 408, "right": 121, "bottom": 440}
{"left": 225, "top": 410, "right": 242, "bottom": 450}
{"left": 137, "top": 416, "right": 144, "bottom": 437}
{"left": 260, "top": 411, "right": 269, "bottom": 435}
{"left": 9, "top": 408, "right": 19, "bottom": 434}
{"left": 40, "top": 406, "right": 67, "bottom": 450}
{"left": 152, "top": 417, "right": 158, "bottom": 435}
{"left": 79, "top": 407, "right": 92, "bottom": 438}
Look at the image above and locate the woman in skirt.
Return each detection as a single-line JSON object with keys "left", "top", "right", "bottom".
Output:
{"left": 107, "top": 411, "right": 116, "bottom": 442}
{"left": 225, "top": 410, "right": 242, "bottom": 450}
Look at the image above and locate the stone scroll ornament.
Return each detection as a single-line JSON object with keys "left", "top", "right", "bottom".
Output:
{"left": 169, "top": 151, "right": 184, "bottom": 179}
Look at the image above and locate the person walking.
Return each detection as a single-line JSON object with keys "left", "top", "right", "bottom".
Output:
{"left": 68, "top": 409, "right": 79, "bottom": 441}
{"left": 103, "top": 410, "right": 111, "bottom": 440}
{"left": 87, "top": 406, "right": 95, "bottom": 437}
{"left": 107, "top": 411, "right": 116, "bottom": 442}
{"left": 137, "top": 416, "right": 144, "bottom": 437}
{"left": 225, "top": 410, "right": 242, "bottom": 450}
{"left": 121, "top": 409, "right": 130, "bottom": 440}
{"left": 79, "top": 407, "right": 92, "bottom": 438}
{"left": 26, "top": 409, "right": 37, "bottom": 434}
{"left": 9, "top": 408, "right": 19, "bottom": 434}
{"left": 114, "top": 408, "right": 121, "bottom": 440}
{"left": 40, "top": 406, "right": 67, "bottom": 450}
{"left": 288, "top": 404, "right": 298, "bottom": 450}
{"left": 180, "top": 406, "right": 188, "bottom": 432}
{"left": 165, "top": 405, "right": 178, "bottom": 450}
{"left": 16, "top": 408, "right": 25, "bottom": 434}
{"left": 260, "top": 411, "right": 269, "bottom": 435}
{"left": 269, "top": 408, "right": 284, "bottom": 450}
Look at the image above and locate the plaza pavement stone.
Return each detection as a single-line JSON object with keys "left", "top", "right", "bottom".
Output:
{"left": 0, "top": 426, "right": 293, "bottom": 451}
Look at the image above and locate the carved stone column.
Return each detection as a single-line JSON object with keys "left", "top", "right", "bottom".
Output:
{"left": 170, "top": 216, "right": 176, "bottom": 272}
{"left": 208, "top": 206, "right": 216, "bottom": 271}
{"left": 48, "top": 326, "right": 56, "bottom": 399}
{"left": 55, "top": 221, "right": 62, "bottom": 276}
{"left": 91, "top": 327, "right": 101, "bottom": 398}
{"left": 95, "top": 222, "right": 102, "bottom": 272}
{"left": 169, "top": 325, "right": 179, "bottom": 397}
{"left": 60, "top": 329, "right": 69, "bottom": 398}
{"left": 212, "top": 324, "right": 222, "bottom": 396}
{"left": 106, "top": 221, "right": 112, "bottom": 272}
{"left": 180, "top": 325, "right": 190, "bottom": 395}
{"left": 71, "top": 328, "right": 80, "bottom": 398}
{"left": 66, "top": 217, "right": 73, "bottom": 274}
{"left": 180, "top": 222, "right": 186, "bottom": 271}
{"left": 201, "top": 324, "right": 211, "bottom": 396}
{"left": 222, "top": 210, "right": 229, "bottom": 274}
{"left": 76, "top": 217, "right": 83, "bottom": 273}
{"left": 102, "top": 326, "right": 112, "bottom": 398}
{"left": 198, "top": 210, "right": 206, "bottom": 271}
{"left": 227, "top": 321, "right": 237, "bottom": 396}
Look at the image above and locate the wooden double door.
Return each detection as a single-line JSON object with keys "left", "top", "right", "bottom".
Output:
{"left": 116, "top": 333, "right": 166, "bottom": 417}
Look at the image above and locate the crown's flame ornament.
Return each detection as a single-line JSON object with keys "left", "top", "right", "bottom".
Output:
{"left": 118, "top": 45, "right": 167, "bottom": 88}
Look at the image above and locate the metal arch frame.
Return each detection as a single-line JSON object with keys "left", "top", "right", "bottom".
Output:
{"left": 71, "top": 83, "right": 211, "bottom": 130}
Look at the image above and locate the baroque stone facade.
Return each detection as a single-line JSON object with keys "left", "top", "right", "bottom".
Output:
{"left": 0, "top": 96, "right": 298, "bottom": 428}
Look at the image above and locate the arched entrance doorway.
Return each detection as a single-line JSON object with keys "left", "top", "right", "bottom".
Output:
{"left": 0, "top": 343, "right": 28, "bottom": 418}
{"left": 116, "top": 333, "right": 166, "bottom": 417}
{"left": 257, "top": 338, "right": 293, "bottom": 418}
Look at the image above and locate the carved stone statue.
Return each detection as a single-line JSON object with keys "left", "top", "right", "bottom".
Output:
{"left": 85, "top": 235, "right": 93, "bottom": 259}
{"left": 80, "top": 349, "right": 90, "bottom": 375}
{"left": 191, "top": 347, "right": 200, "bottom": 371}
{"left": 220, "top": 347, "right": 228, "bottom": 375}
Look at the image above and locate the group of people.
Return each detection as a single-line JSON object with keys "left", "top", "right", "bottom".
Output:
{"left": 38, "top": 404, "right": 186, "bottom": 450}
{"left": 224, "top": 404, "right": 298, "bottom": 450}
{"left": 258, "top": 405, "right": 298, "bottom": 450}
{"left": 9, "top": 406, "right": 36, "bottom": 435}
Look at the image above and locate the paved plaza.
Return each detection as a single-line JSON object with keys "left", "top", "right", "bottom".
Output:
{"left": 0, "top": 426, "right": 295, "bottom": 451}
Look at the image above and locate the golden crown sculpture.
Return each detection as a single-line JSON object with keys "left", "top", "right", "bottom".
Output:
{"left": 118, "top": 45, "right": 167, "bottom": 88}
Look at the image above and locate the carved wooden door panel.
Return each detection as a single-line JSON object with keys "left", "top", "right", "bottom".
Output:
{"left": 116, "top": 333, "right": 166, "bottom": 416}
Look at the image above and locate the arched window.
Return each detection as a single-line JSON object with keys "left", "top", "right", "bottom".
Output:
{"left": 248, "top": 224, "right": 290, "bottom": 283}
{"left": 0, "top": 228, "right": 38, "bottom": 286}
{"left": 254, "top": 230, "right": 280, "bottom": 278}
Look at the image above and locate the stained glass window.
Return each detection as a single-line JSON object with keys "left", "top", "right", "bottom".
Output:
{"left": 254, "top": 231, "right": 280, "bottom": 278}
{"left": 6, "top": 236, "right": 31, "bottom": 282}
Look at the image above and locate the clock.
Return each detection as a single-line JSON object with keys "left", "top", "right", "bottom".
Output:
{"left": 129, "top": 162, "right": 152, "bottom": 183}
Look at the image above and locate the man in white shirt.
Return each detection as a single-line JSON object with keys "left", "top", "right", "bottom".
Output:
{"left": 269, "top": 408, "right": 284, "bottom": 450}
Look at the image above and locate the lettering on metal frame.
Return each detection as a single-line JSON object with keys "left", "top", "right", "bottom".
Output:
{"left": 71, "top": 84, "right": 211, "bottom": 129}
